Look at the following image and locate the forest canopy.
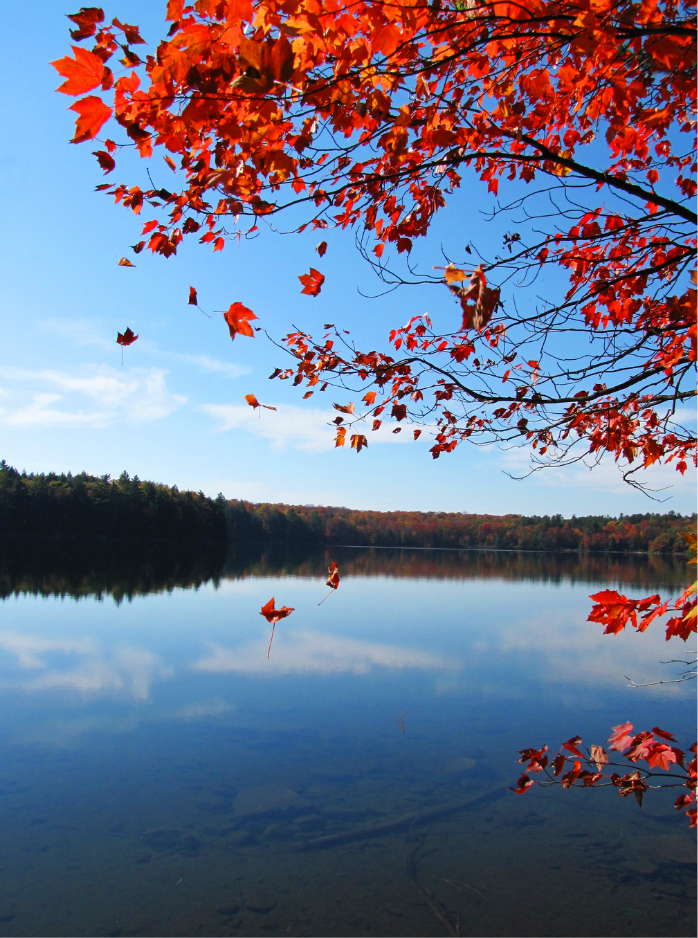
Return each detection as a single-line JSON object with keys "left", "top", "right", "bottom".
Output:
{"left": 0, "top": 462, "right": 691, "bottom": 553}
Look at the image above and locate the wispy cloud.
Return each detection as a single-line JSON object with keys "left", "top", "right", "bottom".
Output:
{"left": 36, "top": 320, "right": 250, "bottom": 379}
{"left": 0, "top": 365, "right": 186, "bottom": 428}
{"left": 499, "top": 443, "right": 697, "bottom": 499}
{"left": 200, "top": 402, "right": 416, "bottom": 451}
{"left": 193, "top": 629, "right": 460, "bottom": 675}
{"left": 0, "top": 632, "right": 172, "bottom": 701}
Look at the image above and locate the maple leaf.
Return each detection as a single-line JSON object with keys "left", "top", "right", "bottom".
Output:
{"left": 560, "top": 736, "right": 585, "bottom": 759}
{"left": 326, "top": 561, "right": 339, "bottom": 590}
{"left": 260, "top": 596, "right": 294, "bottom": 658}
{"left": 92, "top": 150, "right": 115, "bottom": 173}
{"left": 447, "top": 266, "right": 500, "bottom": 331}
{"left": 316, "top": 241, "right": 327, "bottom": 257}
{"left": 69, "top": 96, "right": 111, "bottom": 143}
{"left": 233, "top": 35, "right": 295, "bottom": 94}
{"left": 608, "top": 722, "right": 635, "bottom": 752}
{"left": 118, "top": 257, "right": 135, "bottom": 267}
{"left": 299, "top": 268, "right": 325, "bottom": 297}
{"left": 350, "top": 433, "right": 368, "bottom": 452}
{"left": 116, "top": 327, "right": 138, "bottom": 346}
{"left": 188, "top": 286, "right": 198, "bottom": 306}
{"left": 244, "top": 393, "right": 276, "bottom": 413}
{"left": 224, "top": 302, "right": 257, "bottom": 341}
{"left": 510, "top": 774, "right": 534, "bottom": 794}
{"left": 260, "top": 597, "right": 294, "bottom": 624}
{"left": 589, "top": 745, "right": 608, "bottom": 771}
{"left": 67, "top": 7, "right": 105, "bottom": 41}
{"left": 333, "top": 402, "right": 355, "bottom": 415}
{"left": 52, "top": 46, "right": 107, "bottom": 95}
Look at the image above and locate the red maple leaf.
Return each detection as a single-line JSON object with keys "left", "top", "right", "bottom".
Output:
{"left": 69, "top": 96, "right": 112, "bottom": 143}
{"left": 299, "top": 268, "right": 325, "bottom": 296}
{"left": 224, "top": 302, "right": 258, "bottom": 340}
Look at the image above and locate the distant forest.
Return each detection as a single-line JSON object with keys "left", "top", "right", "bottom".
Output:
{"left": 226, "top": 501, "right": 694, "bottom": 554}
{"left": 0, "top": 462, "right": 227, "bottom": 542}
{"left": 0, "top": 462, "right": 693, "bottom": 554}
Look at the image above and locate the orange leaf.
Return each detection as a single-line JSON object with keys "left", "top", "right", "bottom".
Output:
{"left": 69, "top": 96, "right": 112, "bottom": 143}
{"left": 244, "top": 393, "right": 276, "bottom": 411}
{"left": 118, "top": 257, "right": 135, "bottom": 267}
{"left": 362, "top": 391, "right": 377, "bottom": 405}
{"left": 326, "top": 561, "right": 340, "bottom": 589}
{"left": 52, "top": 46, "right": 106, "bottom": 95}
{"left": 224, "top": 302, "right": 258, "bottom": 341}
{"left": 299, "top": 268, "right": 325, "bottom": 296}
{"left": 260, "top": 597, "right": 294, "bottom": 624}
{"left": 333, "top": 402, "right": 355, "bottom": 415}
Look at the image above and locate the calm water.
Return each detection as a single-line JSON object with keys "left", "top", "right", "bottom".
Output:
{"left": 0, "top": 542, "right": 694, "bottom": 937}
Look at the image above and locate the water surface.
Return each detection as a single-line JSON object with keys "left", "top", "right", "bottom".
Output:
{"left": 0, "top": 544, "right": 694, "bottom": 936}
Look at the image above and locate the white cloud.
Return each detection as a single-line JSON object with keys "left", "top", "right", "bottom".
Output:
{"left": 160, "top": 351, "right": 250, "bottom": 379}
{"left": 201, "top": 402, "right": 417, "bottom": 452}
{"left": 0, "top": 631, "right": 173, "bottom": 701}
{"left": 192, "top": 628, "right": 460, "bottom": 675}
{"left": 499, "top": 443, "right": 697, "bottom": 500}
{"left": 0, "top": 365, "right": 186, "bottom": 428}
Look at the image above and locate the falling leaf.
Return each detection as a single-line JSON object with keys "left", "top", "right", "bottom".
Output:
{"left": 131, "top": 242, "right": 145, "bottom": 254}
{"left": 447, "top": 265, "right": 500, "bottom": 331}
{"left": 260, "top": 597, "right": 294, "bottom": 658}
{"left": 260, "top": 597, "right": 294, "bottom": 624}
{"left": 224, "top": 302, "right": 258, "bottom": 341}
{"left": 188, "top": 286, "right": 198, "bottom": 306}
{"left": 362, "top": 391, "right": 377, "bottom": 405}
{"left": 116, "top": 326, "right": 138, "bottom": 365}
{"left": 316, "top": 241, "right": 327, "bottom": 257}
{"left": 299, "top": 267, "right": 325, "bottom": 296}
{"left": 116, "top": 327, "right": 138, "bottom": 346}
{"left": 318, "top": 561, "right": 340, "bottom": 605}
{"left": 244, "top": 393, "right": 277, "bottom": 413}
{"left": 118, "top": 257, "right": 136, "bottom": 267}
{"left": 92, "top": 150, "right": 115, "bottom": 173}
{"left": 326, "top": 561, "right": 340, "bottom": 590}
{"left": 333, "top": 402, "right": 355, "bottom": 415}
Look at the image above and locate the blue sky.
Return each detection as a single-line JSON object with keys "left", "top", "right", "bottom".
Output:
{"left": 0, "top": 1, "right": 695, "bottom": 516}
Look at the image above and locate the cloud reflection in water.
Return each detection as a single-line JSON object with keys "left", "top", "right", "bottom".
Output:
{"left": 192, "top": 628, "right": 461, "bottom": 676}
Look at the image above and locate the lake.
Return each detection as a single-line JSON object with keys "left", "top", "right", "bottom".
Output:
{"left": 0, "top": 542, "right": 694, "bottom": 937}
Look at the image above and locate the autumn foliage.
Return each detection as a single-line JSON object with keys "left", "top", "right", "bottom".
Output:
{"left": 513, "top": 725, "right": 697, "bottom": 826}
{"left": 54, "top": 1, "right": 696, "bottom": 820}
{"left": 52, "top": 0, "right": 696, "bottom": 479}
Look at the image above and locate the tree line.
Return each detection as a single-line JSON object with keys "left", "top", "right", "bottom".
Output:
{"left": 226, "top": 501, "right": 694, "bottom": 554}
{"left": 0, "top": 462, "right": 692, "bottom": 554}
{"left": 0, "top": 461, "right": 227, "bottom": 542}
